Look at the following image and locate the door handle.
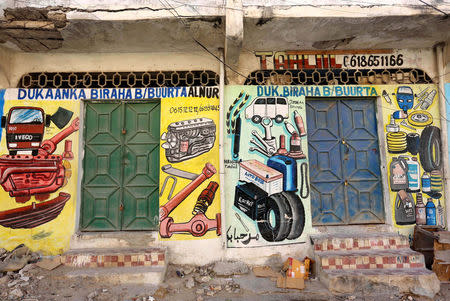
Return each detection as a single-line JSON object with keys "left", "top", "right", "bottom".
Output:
{"left": 342, "top": 139, "right": 349, "bottom": 154}
{"left": 120, "top": 202, "right": 124, "bottom": 211}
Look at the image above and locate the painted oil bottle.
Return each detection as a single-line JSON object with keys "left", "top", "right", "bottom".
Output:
{"left": 421, "top": 172, "right": 431, "bottom": 193}
{"left": 415, "top": 193, "right": 426, "bottom": 225}
{"left": 436, "top": 199, "right": 445, "bottom": 228}
{"left": 403, "top": 156, "right": 420, "bottom": 192}
{"left": 426, "top": 198, "right": 436, "bottom": 226}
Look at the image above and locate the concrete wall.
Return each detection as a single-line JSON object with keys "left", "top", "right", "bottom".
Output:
{"left": 2, "top": 51, "right": 220, "bottom": 89}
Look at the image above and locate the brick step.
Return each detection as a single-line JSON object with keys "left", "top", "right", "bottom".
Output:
{"left": 323, "top": 267, "right": 433, "bottom": 276}
{"left": 311, "top": 232, "right": 409, "bottom": 252}
{"left": 61, "top": 247, "right": 166, "bottom": 268}
{"left": 321, "top": 267, "right": 440, "bottom": 297}
{"left": 318, "top": 249, "right": 425, "bottom": 270}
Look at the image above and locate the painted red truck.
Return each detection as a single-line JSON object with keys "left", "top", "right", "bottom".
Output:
{"left": 1, "top": 106, "right": 51, "bottom": 155}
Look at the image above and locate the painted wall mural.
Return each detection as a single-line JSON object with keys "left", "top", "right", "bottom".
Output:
{"left": 224, "top": 84, "right": 445, "bottom": 247}
{"left": 224, "top": 86, "right": 311, "bottom": 247}
{"left": 158, "top": 87, "right": 221, "bottom": 241}
{"left": 381, "top": 84, "right": 445, "bottom": 231}
{"left": 0, "top": 87, "right": 221, "bottom": 254}
{"left": 0, "top": 88, "right": 80, "bottom": 254}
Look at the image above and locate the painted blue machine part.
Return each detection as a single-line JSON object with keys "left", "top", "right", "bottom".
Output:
{"left": 396, "top": 86, "right": 414, "bottom": 112}
{"left": 267, "top": 155, "right": 297, "bottom": 192}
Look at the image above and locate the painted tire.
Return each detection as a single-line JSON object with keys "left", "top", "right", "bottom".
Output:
{"left": 419, "top": 126, "right": 441, "bottom": 172}
{"left": 251, "top": 115, "right": 262, "bottom": 124}
{"left": 275, "top": 115, "right": 284, "bottom": 124}
{"left": 257, "top": 193, "right": 292, "bottom": 242}
{"left": 281, "top": 192, "right": 305, "bottom": 240}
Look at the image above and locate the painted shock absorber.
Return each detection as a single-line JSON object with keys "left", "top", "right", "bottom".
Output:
{"left": 159, "top": 163, "right": 216, "bottom": 221}
{"left": 192, "top": 181, "right": 219, "bottom": 215}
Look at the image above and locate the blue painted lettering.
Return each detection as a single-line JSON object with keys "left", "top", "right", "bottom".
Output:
{"left": 18, "top": 89, "right": 26, "bottom": 99}
{"left": 55, "top": 89, "right": 61, "bottom": 100}
{"left": 45, "top": 89, "right": 53, "bottom": 98}
{"left": 135, "top": 88, "right": 142, "bottom": 99}
{"left": 91, "top": 89, "right": 98, "bottom": 99}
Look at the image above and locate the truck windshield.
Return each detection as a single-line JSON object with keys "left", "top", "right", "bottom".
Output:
{"left": 9, "top": 109, "right": 43, "bottom": 124}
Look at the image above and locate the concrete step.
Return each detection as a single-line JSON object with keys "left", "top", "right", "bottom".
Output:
{"left": 321, "top": 267, "right": 440, "bottom": 298}
{"left": 69, "top": 232, "right": 158, "bottom": 249}
{"left": 63, "top": 265, "right": 166, "bottom": 285}
{"left": 317, "top": 248, "right": 425, "bottom": 270}
{"left": 311, "top": 232, "right": 409, "bottom": 252}
{"left": 61, "top": 247, "right": 166, "bottom": 268}
{"left": 60, "top": 247, "right": 167, "bottom": 285}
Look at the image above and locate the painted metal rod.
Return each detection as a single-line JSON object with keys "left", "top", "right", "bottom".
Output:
{"left": 159, "top": 163, "right": 216, "bottom": 221}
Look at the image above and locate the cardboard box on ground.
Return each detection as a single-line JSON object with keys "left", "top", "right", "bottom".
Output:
{"left": 252, "top": 257, "right": 314, "bottom": 290}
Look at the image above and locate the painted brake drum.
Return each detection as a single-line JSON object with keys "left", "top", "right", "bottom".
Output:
{"left": 408, "top": 111, "right": 433, "bottom": 127}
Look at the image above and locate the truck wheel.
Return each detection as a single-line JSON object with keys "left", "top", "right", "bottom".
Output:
{"left": 275, "top": 115, "right": 284, "bottom": 124}
{"left": 282, "top": 192, "right": 305, "bottom": 240}
{"left": 251, "top": 115, "right": 262, "bottom": 124}
{"left": 257, "top": 193, "right": 292, "bottom": 242}
{"left": 419, "top": 126, "right": 441, "bottom": 172}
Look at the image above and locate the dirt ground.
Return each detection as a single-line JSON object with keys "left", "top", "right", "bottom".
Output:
{"left": 1, "top": 262, "right": 449, "bottom": 301}
{"left": 1, "top": 246, "right": 449, "bottom": 301}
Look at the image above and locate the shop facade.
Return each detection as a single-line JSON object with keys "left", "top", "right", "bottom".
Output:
{"left": 0, "top": 1, "right": 449, "bottom": 266}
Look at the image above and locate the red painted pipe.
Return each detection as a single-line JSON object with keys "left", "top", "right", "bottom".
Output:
{"left": 160, "top": 212, "right": 221, "bottom": 238}
{"left": 159, "top": 163, "right": 216, "bottom": 221}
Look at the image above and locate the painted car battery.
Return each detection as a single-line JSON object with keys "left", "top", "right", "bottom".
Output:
{"left": 267, "top": 155, "right": 297, "bottom": 192}
{"left": 239, "top": 160, "right": 283, "bottom": 195}
{"left": 234, "top": 182, "right": 268, "bottom": 220}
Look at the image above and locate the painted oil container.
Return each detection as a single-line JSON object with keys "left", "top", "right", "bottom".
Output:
{"left": 395, "top": 190, "right": 415, "bottom": 225}
{"left": 389, "top": 157, "right": 408, "bottom": 191}
{"left": 267, "top": 155, "right": 297, "bottom": 192}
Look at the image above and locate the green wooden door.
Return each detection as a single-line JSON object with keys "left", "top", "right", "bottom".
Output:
{"left": 81, "top": 102, "right": 160, "bottom": 231}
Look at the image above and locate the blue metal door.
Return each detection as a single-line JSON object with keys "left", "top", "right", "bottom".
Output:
{"left": 306, "top": 98, "right": 384, "bottom": 225}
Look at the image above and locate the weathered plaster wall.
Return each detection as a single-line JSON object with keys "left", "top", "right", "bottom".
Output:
{"left": 5, "top": 51, "right": 220, "bottom": 87}
{"left": 0, "top": 47, "right": 12, "bottom": 88}
{"left": 1, "top": 1, "right": 448, "bottom": 53}
{"left": 226, "top": 49, "right": 438, "bottom": 85}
